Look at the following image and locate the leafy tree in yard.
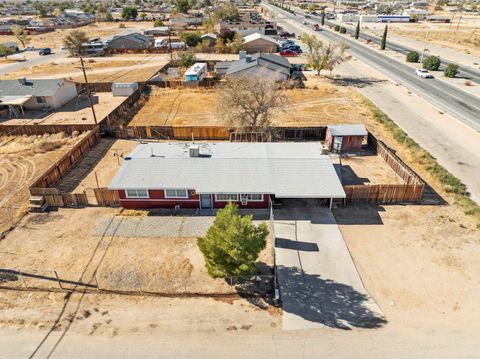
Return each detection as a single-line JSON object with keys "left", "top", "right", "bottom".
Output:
{"left": 354, "top": 20, "right": 360, "bottom": 39}
{"left": 175, "top": 0, "right": 193, "bottom": 14}
{"left": 175, "top": 50, "right": 196, "bottom": 68}
{"left": 121, "top": 6, "right": 138, "bottom": 19}
{"left": 301, "top": 33, "right": 350, "bottom": 76}
{"left": 105, "top": 13, "right": 114, "bottom": 21}
{"left": 217, "top": 71, "right": 289, "bottom": 132}
{"left": 0, "top": 44, "right": 15, "bottom": 58}
{"left": 444, "top": 63, "right": 459, "bottom": 78}
{"left": 11, "top": 24, "right": 30, "bottom": 49}
{"left": 63, "top": 30, "right": 89, "bottom": 57}
{"left": 423, "top": 55, "right": 441, "bottom": 71}
{"left": 197, "top": 203, "right": 268, "bottom": 282}
{"left": 380, "top": 24, "right": 387, "bottom": 50}
{"left": 406, "top": 51, "right": 419, "bottom": 63}
{"left": 153, "top": 18, "right": 164, "bottom": 27}
{"left": 179, "top": 31, "right": 202, "bottom": 47}
{"left": 229, "top": 32, "right": 244, "bottom": 53}
{"left": 140, "top": 12, "right": 147, "bottom": 20}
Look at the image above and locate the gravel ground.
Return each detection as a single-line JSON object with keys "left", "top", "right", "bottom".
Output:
{"left": 94, "top": 216, "right": 215, "bottom": 238}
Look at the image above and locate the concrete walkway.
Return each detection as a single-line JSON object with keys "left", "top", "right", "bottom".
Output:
{"left": 274, "top": 199, "right": 384, "bottom": 330}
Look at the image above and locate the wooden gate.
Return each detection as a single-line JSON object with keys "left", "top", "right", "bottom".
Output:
{"left": 94, "top": 188, "right": 120, "bottom": 206}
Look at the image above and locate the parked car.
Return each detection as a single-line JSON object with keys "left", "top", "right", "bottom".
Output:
{"left": 39, "top": 48, "right": 51, "bottom": 55}
{"left": 283, "top": 45, "right": 302, "bottom": 53}
{"left": 302, "top": 20, "right": 308, "bottom": 25}
{"left": 24, "top": 46, "right": 36, "bottom": 51}
{"left": 415, "top": 68, "right": 434, "bottom": 78}
{"left": 305, "top": 15, "right": 311, "bottom": 18}
{"left": 280, "top": 49, "right": 298, "bottom": 57}
{"left": 312, "top": 24, "right": 320, "bottom": 31}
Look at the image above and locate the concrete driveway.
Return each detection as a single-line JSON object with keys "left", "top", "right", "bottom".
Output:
{"left": 274, "top": 199, "right": 384, "bottom": 330}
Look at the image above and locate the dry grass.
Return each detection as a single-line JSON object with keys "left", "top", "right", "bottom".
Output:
{"left": 129, "top": 84, "right": 373, "bottom": 127}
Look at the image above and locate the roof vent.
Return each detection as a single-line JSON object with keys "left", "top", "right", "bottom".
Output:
{"left": 189, "top": 144, "right": 200, "bottom": 157}
{"left": 18, "top": 77, "right": 27, "bottom": 85}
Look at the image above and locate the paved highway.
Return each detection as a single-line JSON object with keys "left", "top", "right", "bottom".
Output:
{"left": 300, "top": 10, "right": 480, "bottom": 84}
{"left": 265, "top": 3, "right": 480, "bottom": 132}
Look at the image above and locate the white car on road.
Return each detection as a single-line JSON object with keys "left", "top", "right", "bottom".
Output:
{"left": 416, "top": 69, "right": 434, "bottom": 78}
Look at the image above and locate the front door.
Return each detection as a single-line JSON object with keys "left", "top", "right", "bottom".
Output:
{"left": 200, "top": 194, "right": 212, "bottom": 209}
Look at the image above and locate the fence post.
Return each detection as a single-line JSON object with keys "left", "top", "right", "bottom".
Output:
{"left": 18, "top": 270, "right": 28, "bottom": 289}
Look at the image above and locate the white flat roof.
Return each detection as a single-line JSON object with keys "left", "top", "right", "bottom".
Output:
{"left": 327, "top": 124, "right": 368, "bottom": 137}
{"left": 109, "top": 142, "right": 346, "bottom": 199}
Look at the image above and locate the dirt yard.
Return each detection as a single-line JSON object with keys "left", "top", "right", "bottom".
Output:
{"left": 0, "top": 21, "right": 154, "bottom": 50}
{"left": 0, "top": 132, "right": 86, "bottom": 234}
{"left": 365, "top": 18, "right": 480, "bottom": 57}
{"left": 0, "top": 207, "right": 273, "bottom": 294}
{"left": 129, "top": 85, "right": 374, "bottom": 127}
{"left": 0, "top": 54, "right": 170, "bottom": 83}
{"left": 0, "top": 92, "right": 125, "bottom": 126}
{"left": 333, "top": 202, "right": 480, "bottom": 331}
{"left": 333, "top": 150, "right": 405, "bottom": 185}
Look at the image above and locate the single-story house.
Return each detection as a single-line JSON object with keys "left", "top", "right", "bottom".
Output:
{"left": 0, "top": 41, "right": 19, "bottom": 52}
{"left": 200, "top": 33, "right": 217, "bottom": 46}
{"left": 0, "top": 78, "right": 77, "bottom": 114}
{"left": 325, "top": 124, "right": 368, "bottom": 152}
{"left": 106, "top": 33, "right": 153, "bottom": 50}
{"left": 222, "top": 52, "right": 291, "bottom": 81}
{"left": 243, "top": 32, "right": 277, "bottom": 54}
{"left": 108, "top": 142, "right": 346, "bottom": 210}
{"left": 144, "top": 26, "right": 171, "bottom": 36}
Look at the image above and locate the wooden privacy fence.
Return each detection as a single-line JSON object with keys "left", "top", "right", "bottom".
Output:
{"left": 0, "top": 123, "right": 96, "bottom": 136}
{"left": 344, "top": 133, "right": 425, "bottom": 203}
{"left": 344, "top": 184, "right": 424, "bottom": 203}
{"left": 29, "top": 128, "right": 100, "bottom": 193}
{"left": 43, "top": 188, "right": 119, "bottom": 207}
{"left": 106, "top": 125, "right": 328, "bottom": 141}
{"left": 368, "top": 133, "right": 423, "bottom": 185}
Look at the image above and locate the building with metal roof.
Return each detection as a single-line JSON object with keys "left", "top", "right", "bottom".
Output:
{"left": 108, "top": 142, "right": 345, "bottom": 210}
{"left": 326, "top": 124, "right": 368, "bottom": 152}
{"left": 224, "top": 52, "right": 291, "bottom": 81}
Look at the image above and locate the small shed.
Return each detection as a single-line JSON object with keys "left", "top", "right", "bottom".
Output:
{"left": 325, "top": 124, "right": 368, "bottom": 152}
{"left": 112, "top": 82, "right": 139, "bottom": 97}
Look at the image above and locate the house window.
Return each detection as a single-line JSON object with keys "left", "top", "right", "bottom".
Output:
{"left": 36, "top": 96, "right": 47, "bottom": 104}
{"left": 215, "top": 193, "right": 239, "bottom": 202}
{"left": 247, "top": 194, "right": 263, "bottom": 201}
{"left": 126, "top": 189, "right": 148, "bottom": 198}
{"left": 165, "top": 189, "right": 188, "bottom": 198}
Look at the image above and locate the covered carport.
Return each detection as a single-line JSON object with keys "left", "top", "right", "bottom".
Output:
{"left": 0, "top": 95, "right": 32, "bottom": 118}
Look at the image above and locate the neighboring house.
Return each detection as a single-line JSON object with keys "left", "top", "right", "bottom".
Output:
{"left": 325, "top": 124, "right": 368, "bottom": 152}
{"left": 144, "top": 26, "right": 171, "bottom": 36}
{"left": 106, "top": 33, "right": 153, "bottom": 50}
{"left": 0, "top": 78, "right": 77, "bottom": 115}
{"left": 200, "top": 33, "right": 217, "bottom": 46}
{"left": 108, "top": 142, "right": 346, "bottom": 210}
{"left": 221, "top": 52, "right": 291, "bottom": 81}
{"left": 243, "top": 32, "right": 277, "bottom": 54}
{"left": 0, "top": 24, "right": 14, "bottom": 35}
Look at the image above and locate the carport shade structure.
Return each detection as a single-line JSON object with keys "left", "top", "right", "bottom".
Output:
{"left": 108, "top": 142, "right": 346, "bottom": 209}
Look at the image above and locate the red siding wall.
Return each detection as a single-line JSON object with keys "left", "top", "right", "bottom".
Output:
{"left": 325, "top": 129, "right": 364, "bottom": 152}
{"left": 118, "top": 190, "right": 270, "bottom": 209}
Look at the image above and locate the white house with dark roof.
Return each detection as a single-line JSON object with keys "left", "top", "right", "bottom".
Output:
{"left": 0, "top": 78, "right": 77, "bottom": 114}
{"left": 108, "top": 142, "right": 346, "bottom": 210}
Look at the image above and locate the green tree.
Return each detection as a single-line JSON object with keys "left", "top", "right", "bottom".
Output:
{"left": 380, "top": 24, "right": 388, "bottom": 50}
{"left": 321, "top": 14, "right": 325, "bottom": 26}
{"left": 406, "top": 51, "right": 419, "bottom": 63}
{"left": 0, "top": 44, "right": 15, "bottom": 58}
{"left": 339, "top": 26, "right": 346, "bottom": 34}
{"left": 229, "top": 32, "right": 244, "bottom": 53}
{"left": 140, "top": 12, "right": 147, "bottom": 20}
{"left": 354, "top": 20, "right": 360, "bottom": 39}
{"left": 121, "top": 6, "right": 138, "bottom": 19}
{"left": 197, "top": 203, "right": 268, "bottom": 282}
{"left": 179, "top": 31, "right": 202, "bottom": 47}
{"left": 63, "top": 29, "right": 89, "bottom": 57}
{"left": 175, "top": 0, "right": 192, "bottom": 14}
{"left": 301, "top": 33, "right": 349, "bottom": 76}
{"left": 153, "top": 18, "right": 164, "bottom": 27}
{"left": 105, "top": 13, "right": 114, "bottom": 21}
{"left": 11, "top": 24, "right": 30, "bottom": 49}
{"left": 423, "top": 55, "right": 441, "bottom": 70}
{"left": 176, "top": 50, "right": 196, "bottom": 67}
{"left": 444, "top": 63, "right": 459, "bottom": 78}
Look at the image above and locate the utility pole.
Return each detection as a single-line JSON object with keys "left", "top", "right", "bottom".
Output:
{"left": 79, "top": 56, "right": 98, "bottom": 125}
{"left": 168, "top": 29, "right": 172, "bottom": 61}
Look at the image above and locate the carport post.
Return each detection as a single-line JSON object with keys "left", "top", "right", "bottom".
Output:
{"left": 329, "top": 198, "right": 333, "bottom": 209}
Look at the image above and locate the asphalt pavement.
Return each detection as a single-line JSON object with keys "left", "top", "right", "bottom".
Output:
{"left": 265, "top": 3, "right": 480, "bottom": 132}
